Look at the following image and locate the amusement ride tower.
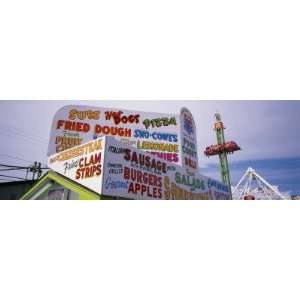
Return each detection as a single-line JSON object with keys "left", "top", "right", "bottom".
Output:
{"left": 204, "top": 113, "right": 241, "bottom": 199}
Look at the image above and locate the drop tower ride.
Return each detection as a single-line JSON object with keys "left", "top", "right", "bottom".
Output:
{"left": 204, "top": 113, "right": 241, "bottom": 199}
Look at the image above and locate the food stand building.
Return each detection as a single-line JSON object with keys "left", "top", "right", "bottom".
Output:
{"left": 21, "top": 136, "right": 230, "bottom": 200}
{"left": 20, "top": 105, "right": 231, "bottom": 200}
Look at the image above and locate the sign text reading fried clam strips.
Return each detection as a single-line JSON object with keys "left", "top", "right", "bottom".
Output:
{"left": 75, "top": 152, "right": 102, "bottom": 180}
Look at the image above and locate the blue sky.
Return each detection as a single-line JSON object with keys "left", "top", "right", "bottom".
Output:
{"left": 202, "top": 157, "right": 300, "bottom": 195}
{"left": 0, "top": 100, "right": 299, "bottom": 195}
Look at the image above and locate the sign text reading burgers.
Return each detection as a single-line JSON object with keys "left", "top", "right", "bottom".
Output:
{"left": 102, "top": 137, "right": 170, "bottom": 199}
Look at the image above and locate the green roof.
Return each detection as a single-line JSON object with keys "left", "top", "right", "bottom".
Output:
{"left": 20, "top": 170, "right": 101, "bottom": 200}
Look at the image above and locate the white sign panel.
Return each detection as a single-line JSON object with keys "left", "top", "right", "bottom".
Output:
{"left": 48, "top": 138, "right": 105, "bottom": 194}
{"left": 47, "top": 136, "right": 230, "bottom": 199}
{"left": 102, "top": 137, "right": 230, "bottom": 200}
{"left": 102, "top": 137, "right": 167, "bottom": 199}
{"left": 180, "top": 107, "right": 199, "bottom": 174}
{"left": 162, "top": 168, "right": 230, "bottom": 200}
{"left": 47, "top": 105, "right": 181, "bottom": 165}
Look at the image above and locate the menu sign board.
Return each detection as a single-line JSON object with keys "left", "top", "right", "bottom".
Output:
{"left": 47, "top": 136, "right": 230, "bottom": 199}
{"left": 47, "top": 105, "right": 181, "bottom": 165}
{"left": 102, "top": 137, "right": 167, "bottom": 199}
{"left": 180, "top": 107, "right": 199, "bottom": 174}
{"left": 163, "top": 168, "right": 230, "bottom": 200}
{"left": 102, "top": 137, "right": 230, "bottom": 200}
{"left": 48, "top": 138, "right": 105, "bottom": 194}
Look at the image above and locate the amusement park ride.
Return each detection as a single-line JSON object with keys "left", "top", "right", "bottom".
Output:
{"left": 204, "top": 113, "right": 241, "bottom": 199}
{"left": 204, "top": 113, "right": 289, "bottom": 200}
{"left": 232, "top": 167, "right": 288, "bottom": 200}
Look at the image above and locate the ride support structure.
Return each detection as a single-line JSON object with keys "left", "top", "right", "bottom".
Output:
{"left": 232, "top": 167, "right": 288, "bottom": 200}
{"left": 204, "top": 113, "right": 241, "bottom": 200}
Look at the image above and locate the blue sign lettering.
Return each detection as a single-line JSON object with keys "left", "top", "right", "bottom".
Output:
{"left": 134, "top": 129, "right": 178, "bottom": 142}
{"left": 105, "top": 177, "right": 129, "bottom": 189}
